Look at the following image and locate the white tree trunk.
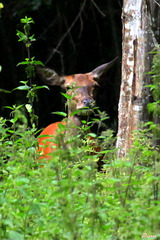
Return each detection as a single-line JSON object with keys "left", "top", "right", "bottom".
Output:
{"left": 116, "top": 0, "right": 158, "bottom": 157}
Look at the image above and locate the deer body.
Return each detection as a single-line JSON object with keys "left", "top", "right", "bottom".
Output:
{"left": 37, "top": 58, "right": 117, "bottom": 161}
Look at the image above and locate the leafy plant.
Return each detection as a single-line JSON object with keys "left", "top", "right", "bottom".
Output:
{"left": 16, "top": 16, "right": 45, "bottom": 127}
{"left": 146, "top": 47, "right": 160, "bottom": 142}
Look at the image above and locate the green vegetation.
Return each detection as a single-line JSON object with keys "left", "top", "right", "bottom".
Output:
{"left": 0, "top": 17, "right": 160, "bottom": 240}
{"left": 146, "top": 49, "right": 160, "bottom": 140}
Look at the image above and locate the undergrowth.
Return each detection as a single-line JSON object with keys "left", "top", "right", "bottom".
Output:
{"left": 0, "top": 17, "right": 160, "bottom": 240}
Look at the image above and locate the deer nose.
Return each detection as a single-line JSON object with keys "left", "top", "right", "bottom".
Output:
{"left": 82, "top": 98, "right": 94, "bottom": 107}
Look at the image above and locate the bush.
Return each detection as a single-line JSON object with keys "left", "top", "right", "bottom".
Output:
{"left": 0, "top": 115, "right": 160, "bottom": 239}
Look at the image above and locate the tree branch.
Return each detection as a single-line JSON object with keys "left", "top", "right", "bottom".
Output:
{"left": 45, "top": 0, "right": 86, "bottom": 64}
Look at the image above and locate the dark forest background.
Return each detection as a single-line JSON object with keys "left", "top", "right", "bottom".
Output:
{"left": 0, "top": 0, "right": 122, "bottom": 132}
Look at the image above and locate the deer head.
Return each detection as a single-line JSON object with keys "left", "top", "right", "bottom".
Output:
{"left": 36, "top": 57, "right": 117, "bottom": 125}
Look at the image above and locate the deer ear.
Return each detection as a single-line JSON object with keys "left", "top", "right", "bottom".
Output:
{"left": 91, "top": 57, "right": 118, "bottom": 80}
{"left": 35, "top": 65, "right": 66, "bottom": 87}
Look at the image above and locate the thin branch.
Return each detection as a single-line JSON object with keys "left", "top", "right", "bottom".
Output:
{"left": 91, "top": 0, "right": 106, "bottom": 17}
{"left": 63, "top": 15, "right": 76, "bottom": 53}
{"left": 46, "top": 49, "right": 65, "bottom": 74}
{"left": 78, "top": 14, "right": 84, "bottom": 39}
{"left": 122, "top": 162, "right": 136, "bottom": 207}
{"left": 45, "top": 0, "right": 86, "bottom": 64}
{"left": 154, "top": 0, "right": 160, "bottom": 7}
{"left": 36, "top": 17, "right": 59, "bottom": 41}
{"left": 90, "top": 2, "right": 103, "bottom": 56}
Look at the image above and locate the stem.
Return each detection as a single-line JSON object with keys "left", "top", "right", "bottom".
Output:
{"left": 122, "top": 162, "right": 135, "bottom": 207}
{"left": 26, "top": 46, "right": 32, "bottom": 89}
{"left": 153, "top": 154, "right": 158, "bottom": 204}
{"left": 26, "top": 44, "right": 35, "bottom": 127}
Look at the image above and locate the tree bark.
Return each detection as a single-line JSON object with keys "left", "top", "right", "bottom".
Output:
{"left": 116, "top": 0, "right": 158, "bottom": 157}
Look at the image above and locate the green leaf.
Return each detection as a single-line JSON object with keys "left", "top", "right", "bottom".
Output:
{"left": 147, "top": 103, "right": 154, "bottom": 113}
{"left": 16, "top": 30, "right": 28, "bottom": 42}
{"left": 17, "top": 61, "right": 29, "bottom": 66}
{"left": 29, "top": 34, "right": 36, "bottom": 41}
{"left": 21, "top": 17, "right": 34, "bottom": 24}
{"left": 61, "top": 92, "right": 73, "bottom": 99}
{"left": 58, "top": 122, "right": 66, "bottom": 130}
{"left": 33, "top": 85, "right": 49, "bottom": 90}
{"left": 14, "top": 85, "right": 30, "bottom": 91}
{"left": 0, "top": 195, "right": 6, "bottom": 205}
{"left": 107, "top": 177, "right": 121, "bottom": 184}
{"left": 16, "top": 104, "right": 24, "bottom": 109}
{"left": 38, "top": 134, "right": 53, "bottom": 139}
{"left": 15, "top": 177, "right": 30, "bottom": 185}
{"left": 52, "top": 111, "right": 67, "bottom": 117}
{"left": 144, "top": 121, "right": 154, "bottom": 126}
{"left": 28, "top": 203, "right": 42, "bottom": 217}
{"left": 70, "top": 108, "right": 89, "bottom": 117}
{"left": 4, "top": 219, "right": 13, "bottom": 227}
{"left": 20, "top": 80, "right": 28, "bottom": 85}
{"left": 8, "top": 230, "right": 24, "bottom": 240}
{"left": 0, "top": 3, "right": 4, "bottom": 9}
{"left": 0, "top": 88, "right": 11, "bottom": 93}
{"left": 87, "top": 132, "right": 96, "bottom": 138}
{"left": 34, "top": 61, "right": 44, "bottom": 66}
{"left": 4, "top": 106, "right": 14, "bottom": 110}
{"left": 145, "top": 84, "right": 156, "bottom": 90}
{"left": 25, "top": 104, "right": 32, "bottom": 113}
{"left": 92, "top": 118, "right": 100, "bottom": 122}
{"left": 81, "top": 120, "right": 87, "bottom": 124}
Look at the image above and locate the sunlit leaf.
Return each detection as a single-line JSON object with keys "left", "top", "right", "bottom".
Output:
{"left": 8, "top": 230, "right": 24, "bottom": 240}
{"left": 0, "top": 3, "right": 4, "bottom": 9}
{"left": 14, "top": 85, "right": 30, "bottom": 91}
{"left": 61, "top": 92, "right": 74, "bottom": 99}
{"left": 52, "top": 111, "right": 67, "bottom": 117}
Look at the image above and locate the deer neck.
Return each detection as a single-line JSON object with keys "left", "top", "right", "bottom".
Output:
{"left": 68, "top": 114, "right": 82, "bottom": 128}
{"left": 66, "top": 110, "right": 91, "bottom": 136}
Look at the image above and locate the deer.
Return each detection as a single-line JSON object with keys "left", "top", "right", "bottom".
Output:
{"left": 36, "top": 58, "right": 117, "bottom": 168}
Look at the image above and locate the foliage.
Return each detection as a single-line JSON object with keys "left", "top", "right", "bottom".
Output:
{"left": 16, "top": 16, "right": 46, "bottom": 128}
{"left": 0, "top": 17, "right": 160, "bottom": 240}
{"left": 0, "top": 2, "right": 3, "bottom": 18}
{"left": 0, "top": 112, "right": 160, "bottom": 239}
{"left": 146, "top": 47, "right": 160, "bottom": 141}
